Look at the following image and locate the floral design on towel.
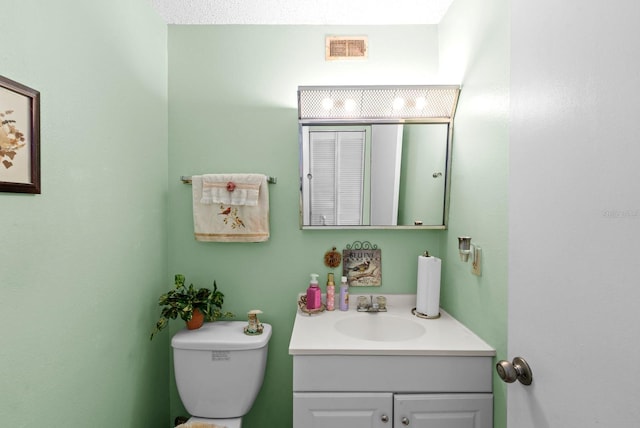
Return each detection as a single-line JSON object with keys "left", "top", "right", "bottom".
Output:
{"left": 217, "top": 204, "right": 246, "bottom": 229}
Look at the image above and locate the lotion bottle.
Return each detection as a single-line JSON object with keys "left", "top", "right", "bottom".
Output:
{"left": 339, "top": 276, "right": 349, "bottom": 311}
{"left": 326, "top": 273, "right": 335, "bottom": 311}
{"left": 306, "top": 273, "right": 321, "bottom": 310}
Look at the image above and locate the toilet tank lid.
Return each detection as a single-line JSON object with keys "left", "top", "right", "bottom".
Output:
{"left": 171, "top": 321, "right": 272, "bottom": 350}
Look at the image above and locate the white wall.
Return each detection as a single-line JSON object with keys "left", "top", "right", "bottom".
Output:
{"left": 371, "top": 124, "right": 402, "bottom": 225}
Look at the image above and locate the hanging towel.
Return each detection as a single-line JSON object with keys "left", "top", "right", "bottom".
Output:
{"left": 192, "top": 174, "right": 270, "bottom": 242}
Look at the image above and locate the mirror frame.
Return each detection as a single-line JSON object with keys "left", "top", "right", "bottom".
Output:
{"left": 298, "top": 85, "right": 460, "bottom": 230}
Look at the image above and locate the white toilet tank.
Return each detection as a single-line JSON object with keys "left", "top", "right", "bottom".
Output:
{"left": 171, "top": 321, "right": 272, "bottom": 419}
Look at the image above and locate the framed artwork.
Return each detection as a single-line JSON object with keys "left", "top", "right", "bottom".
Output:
{"left": 0, "top": 75, "right": 40, "bottom": 194}
{"left": 342, "top": 241, "right": 382, "bottom": 286}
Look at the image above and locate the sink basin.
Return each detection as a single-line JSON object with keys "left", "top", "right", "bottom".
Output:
{"left": 335, "top": 315, "right": 426, "bottom": 342}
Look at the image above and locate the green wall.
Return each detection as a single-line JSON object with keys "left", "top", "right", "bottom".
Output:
{"left": 0, "top": 1, "right": 169, "bottom": 427}
{"left": 440, "top": 0, "right": 510, "bottom": 427}
{"left": 0, "top": 7, "right": 508, "bottom": 427}
{"left": 167, "top": 25, "right": 444, "bottom": 427}
{"left": 167, "top": 22, "right": 508, "bottom": 428}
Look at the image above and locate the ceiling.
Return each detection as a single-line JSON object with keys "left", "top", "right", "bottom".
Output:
{"left": 151, "top": 0, "right": 456, "bottom": 25}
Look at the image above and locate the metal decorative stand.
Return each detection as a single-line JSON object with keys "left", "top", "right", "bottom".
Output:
{"left": 345, "top": 240, "right": 378, "bottom": 250}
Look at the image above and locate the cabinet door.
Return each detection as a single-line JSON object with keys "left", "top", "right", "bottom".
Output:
{"left": 394, "top": 394, "right": 493, "bottom": 428}
{"left": 294, "top": 392, "right": 393, "bottom": 428}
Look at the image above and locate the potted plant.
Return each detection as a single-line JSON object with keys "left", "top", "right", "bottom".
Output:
{"left": 150, "top": 274, "right": 233, "bottom": 340}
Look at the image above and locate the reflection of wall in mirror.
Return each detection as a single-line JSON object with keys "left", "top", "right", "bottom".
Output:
{"left": 398, "top": 124, "right": 448, "bottom": 226}
{"left": 370, "top": 124, "right": 402, "bottom": 226}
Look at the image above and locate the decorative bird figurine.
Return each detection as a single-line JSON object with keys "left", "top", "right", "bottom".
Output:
{"left": 218, "top": 206, "right": 231, "bottom": 215}
{"left": 351, "top": 260, "right": 370, "bottom": 272}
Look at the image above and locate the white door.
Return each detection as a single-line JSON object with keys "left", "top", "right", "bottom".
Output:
{"left": 508, "top": 0, "right": 640, "bottom": 426}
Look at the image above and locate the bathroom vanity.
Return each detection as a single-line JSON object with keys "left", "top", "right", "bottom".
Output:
{"left": 288, "top": 294, "right": 495, "bottom": 428}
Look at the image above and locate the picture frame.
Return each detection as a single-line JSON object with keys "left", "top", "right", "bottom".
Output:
{"left": 342, "top": 241, "right": 382, "bottom": 287}
{"left": 0, "top": 75, "right": 40, "bottom": 194}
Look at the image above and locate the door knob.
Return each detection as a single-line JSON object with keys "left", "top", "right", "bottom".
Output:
{"left": 496, "top": 356, "right": 533, "bottom": 385}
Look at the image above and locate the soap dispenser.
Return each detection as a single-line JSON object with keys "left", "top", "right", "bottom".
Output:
{"left": 306, "top": 273, "right": 321, "bottom": 310}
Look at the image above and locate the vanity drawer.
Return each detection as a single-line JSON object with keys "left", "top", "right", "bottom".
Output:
{"left": 293, "top": 354, "right": 493, "bottom": 393}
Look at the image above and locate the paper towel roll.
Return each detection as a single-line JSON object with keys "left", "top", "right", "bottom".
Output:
{"left": 416, "top": 255, "right": 441, "bottom": 317}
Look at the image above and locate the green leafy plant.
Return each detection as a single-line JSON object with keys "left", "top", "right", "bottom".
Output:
{"left": 150, "top": 274, "right": 233, "bottom": 340}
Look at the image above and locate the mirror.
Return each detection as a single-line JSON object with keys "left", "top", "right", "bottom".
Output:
{"left": 299, "top": 122, "right": 452, "bottom": 229}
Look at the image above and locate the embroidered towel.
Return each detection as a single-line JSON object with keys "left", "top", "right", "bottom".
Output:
{"left": 192, "top": 174, "right": 270, "bottom": 242}
{"left": 201, "top": 173, "right": 262, "bottom": 206}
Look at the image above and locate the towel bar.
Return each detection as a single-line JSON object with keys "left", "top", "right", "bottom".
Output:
{"left": 180, "top": 175, "right": 277, "bottom": 184}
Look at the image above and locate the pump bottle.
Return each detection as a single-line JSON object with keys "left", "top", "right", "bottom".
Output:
{"left": 306, "top": 273, "right": 321, "bottom": 310}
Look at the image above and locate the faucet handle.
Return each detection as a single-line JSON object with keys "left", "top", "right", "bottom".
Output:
{"left": 357, "top": 296, "right": 369, "bottom": 310}
{"left": 356, "top": 295, "right": 388, "bottom": 312}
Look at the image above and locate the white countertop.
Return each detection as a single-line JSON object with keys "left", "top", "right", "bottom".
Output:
{"left": 288, "top": 294, "right": 496, "bottom": 356}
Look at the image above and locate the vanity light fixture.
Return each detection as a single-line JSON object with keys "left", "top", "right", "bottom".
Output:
{"left": 458, "top": 236, "right": 482, "bottom": 276}
{"left": 298, "top": 85, "right": 460, "bottom": 123}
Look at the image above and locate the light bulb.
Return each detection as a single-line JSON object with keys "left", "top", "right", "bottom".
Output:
{"left": 392, "top": 97, "right": 405, "bottom": 110}
{"left": 344, "top": 98, "right": 356, "bottom": 112}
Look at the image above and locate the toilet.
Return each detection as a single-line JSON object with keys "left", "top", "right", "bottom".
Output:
{"left": 171, "top": 320, "right": 272, "bottom": 428}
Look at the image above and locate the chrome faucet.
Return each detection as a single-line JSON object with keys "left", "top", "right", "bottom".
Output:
{"left": 356, "top": 295, "right": 387, "bottom": 312}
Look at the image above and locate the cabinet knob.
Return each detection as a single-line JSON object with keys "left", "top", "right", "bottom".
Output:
{"left": 401, "top": 416, "right": 410, "bottom": 425}
{"left": 381, "top": 414, "right": 389, "bottom": 423}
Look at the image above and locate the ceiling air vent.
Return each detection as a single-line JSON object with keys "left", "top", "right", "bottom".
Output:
{"left": 325, "top": 36, "right": 368, "bottom": 61}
